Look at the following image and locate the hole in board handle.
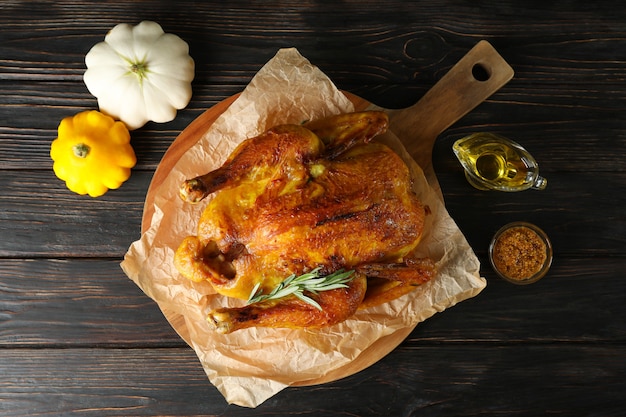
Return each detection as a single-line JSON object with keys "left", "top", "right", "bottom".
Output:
{"left": 472, "top": 63, "right": 491, "bottom": 82}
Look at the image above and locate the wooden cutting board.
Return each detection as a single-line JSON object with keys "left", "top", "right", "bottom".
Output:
{"left": 141, "top": 40, "right": 513, "bottom": 386}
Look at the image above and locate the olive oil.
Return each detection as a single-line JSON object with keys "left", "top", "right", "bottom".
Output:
{"left": 452, "top": 133, "right": 547, "bottom": 191}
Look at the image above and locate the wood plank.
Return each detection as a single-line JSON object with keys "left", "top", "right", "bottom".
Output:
{"left": 2, "top": 101, "right": 625, "bottom": 172}
{"left": 416, "top": 256, "right": 626, "bottom": 343}
{"left": 438, "top": 171, "right": 626, "bottom": 258}
{"left": 433, "top": 171, "right": 626, "bottom": 257}
{"left": 1, "top": 1, "right": 625, "bottom": 82}
{"left": 0, "top": 170, "right": 148, "bottom": 257}
{"left": 1, "top": 170, "right": 623, "bottom": 256}
{"left": 0, "top": 259, "right": 182, "bottom": 347}
{"left": 0, "top": 345, "right": 623, "bottom": 415}
{"left": 1, "top": 80, "right": 624, "bottom": 171}
{"left": 1, "top": 257, "right": 623, "bottom": 347}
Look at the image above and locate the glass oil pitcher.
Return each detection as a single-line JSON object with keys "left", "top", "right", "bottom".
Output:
{"left": 452, "top": 133, "right": 547, "bottom": 192}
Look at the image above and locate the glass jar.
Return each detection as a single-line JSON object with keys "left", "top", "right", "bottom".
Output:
{"left": 489, "top": 222, "right": 553, "bottom": 285}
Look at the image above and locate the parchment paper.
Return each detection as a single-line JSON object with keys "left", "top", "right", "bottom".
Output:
{"left": 121, "top": 48, "right": 486, "bottom": 408}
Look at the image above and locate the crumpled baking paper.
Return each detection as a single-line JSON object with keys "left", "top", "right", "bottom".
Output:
{"left": 121, "top": 47, "right": 485, "bottom": 408}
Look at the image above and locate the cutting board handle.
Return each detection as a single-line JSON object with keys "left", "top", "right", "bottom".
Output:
{"left": 389, "top": 40, "right": 514, "bottom": 155}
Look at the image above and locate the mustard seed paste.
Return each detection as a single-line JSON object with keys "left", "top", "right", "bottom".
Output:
{"left": 492, "top": 226, "right": 547, "bottom": 281}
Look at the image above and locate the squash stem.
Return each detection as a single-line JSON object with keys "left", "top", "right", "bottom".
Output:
{"left": 130, "top": 61, "right": 148, "bottom": 81}
{"left": 73, "top": 143, "right": 90, "bottom": 158}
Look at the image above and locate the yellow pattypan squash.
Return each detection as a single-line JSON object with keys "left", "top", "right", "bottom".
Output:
{"left": 83, "top": 21, "right": 195, "bottom": 130}
{"left": 50, "top": 110, "right": 136, "bottom": 197}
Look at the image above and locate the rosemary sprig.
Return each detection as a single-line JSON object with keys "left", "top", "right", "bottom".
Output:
{"left": 246, "top": 267, "right": 356, "bottom": 311}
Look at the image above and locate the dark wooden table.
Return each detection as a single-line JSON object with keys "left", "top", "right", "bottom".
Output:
{"left": 1, "top": 1, "right": 624, "bottom": 416}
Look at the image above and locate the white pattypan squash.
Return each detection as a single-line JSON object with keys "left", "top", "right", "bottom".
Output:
{"left": 84, "top": 21, "right": 195, "bottom": 130}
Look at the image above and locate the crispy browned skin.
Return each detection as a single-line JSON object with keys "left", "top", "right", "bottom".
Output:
{"left": 357, "top": 257, "right": 437, "bottom": 309}
{"left": 175, "top": 111, "right": 435, "bottom": 333}
{"left": 208, "top": 274, "right": 367, "bottom": 334}
{"left": 304, "top": 110, "right": 389, "bottom": 157}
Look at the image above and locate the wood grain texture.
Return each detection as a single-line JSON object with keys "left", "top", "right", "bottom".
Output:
{"left": 0, "top": 257, "right": 623, "bottom": 347}
{"left": 0, "top": 171, "right": 623, "bottom": 257}
{"left": 0, "top": 0, "right": 624, "bottom": 415}
{"left": 0, "top": 346, "right": 623, "bottom": 416}
{"left": 0, "top": 259, "right": 183, "bottom": 347}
